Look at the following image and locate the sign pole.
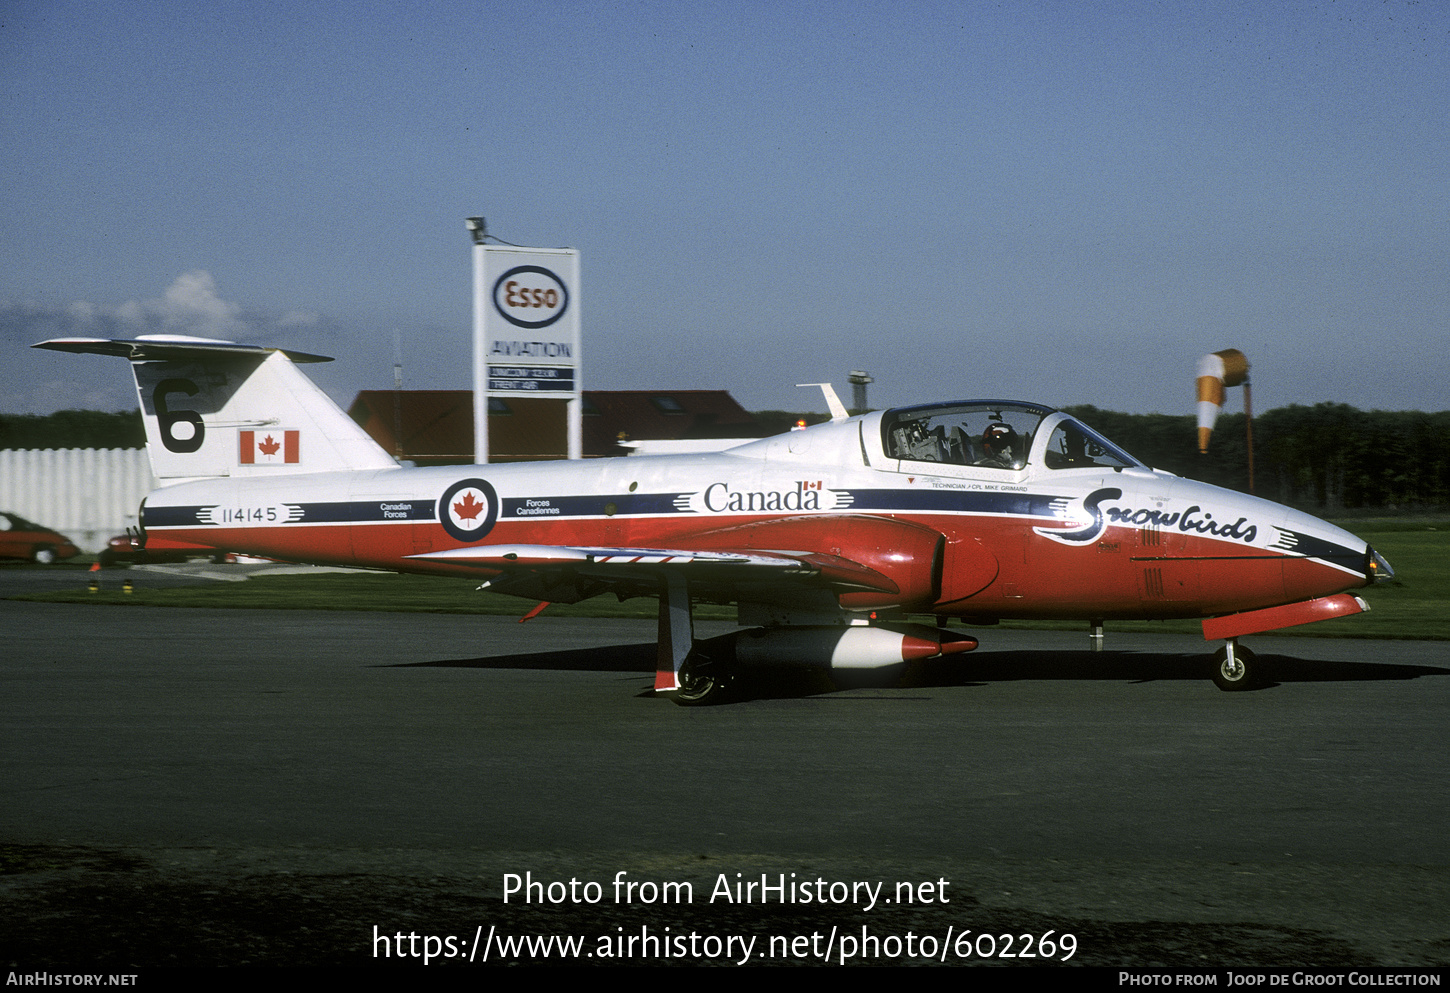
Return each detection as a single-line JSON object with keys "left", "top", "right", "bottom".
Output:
{"left": 467, "top": 217, "right": 490, "bottom": 465}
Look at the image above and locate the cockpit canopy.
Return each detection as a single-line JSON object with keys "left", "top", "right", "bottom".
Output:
{"left": 880, "top": 401, "right": 1140, "bottom": 472}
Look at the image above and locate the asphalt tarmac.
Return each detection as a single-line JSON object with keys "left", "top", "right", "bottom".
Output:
{"left": 2, "top": 569, "right": 1447, "bottom": 969}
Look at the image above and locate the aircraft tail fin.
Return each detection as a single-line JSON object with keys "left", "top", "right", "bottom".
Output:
{"left": 33, "top": 335, "right": 398, "bottom": 480}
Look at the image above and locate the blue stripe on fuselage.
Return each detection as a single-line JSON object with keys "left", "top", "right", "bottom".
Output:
{"left": 143, "top": 488, "right": 1068, "bottom": 528}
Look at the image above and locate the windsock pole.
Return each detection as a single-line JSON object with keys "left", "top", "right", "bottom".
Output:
{"left": 1244, "top": 378, "right": 1255, "bottom": 493}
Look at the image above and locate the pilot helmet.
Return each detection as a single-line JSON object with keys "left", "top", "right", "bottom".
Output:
{"left": 983, "top": 422, "right": 1017, "bottom": 454}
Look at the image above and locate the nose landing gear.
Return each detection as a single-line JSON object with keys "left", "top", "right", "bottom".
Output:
{"left": 1211, "top": 639, "right": 1260, "bottom": 691}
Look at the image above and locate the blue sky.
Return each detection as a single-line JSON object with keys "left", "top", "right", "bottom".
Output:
{"left": 4, "top": 0, "right": 1446, "bottom": 418}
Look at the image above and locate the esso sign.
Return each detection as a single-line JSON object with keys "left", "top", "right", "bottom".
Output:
{"left": 492, "top": 265, "right": 569, "bottom": 329}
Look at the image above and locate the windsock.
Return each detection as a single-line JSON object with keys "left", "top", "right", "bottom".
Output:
{"left": 1196, "top": 348, "right": 1249, "bottom": 453}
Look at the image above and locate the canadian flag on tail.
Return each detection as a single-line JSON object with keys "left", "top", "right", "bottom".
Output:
{"left": 239, "top": 429, "right": 300, "bottom": 464}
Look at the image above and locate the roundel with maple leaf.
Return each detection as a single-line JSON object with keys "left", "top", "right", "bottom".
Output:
{"left": 438, "top": 478, "right": 499, "bottom": 543}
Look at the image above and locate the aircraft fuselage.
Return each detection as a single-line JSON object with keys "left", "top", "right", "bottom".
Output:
{"left": 139, "top": 405, "right": 1378, "bottom": 623}
{"left": 34, "top": 336, "right": 1389, "bottom": 698}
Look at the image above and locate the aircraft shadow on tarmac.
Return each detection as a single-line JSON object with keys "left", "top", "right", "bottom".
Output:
{"left": 391, "top": 646, "right": 1447, "bottom": 701}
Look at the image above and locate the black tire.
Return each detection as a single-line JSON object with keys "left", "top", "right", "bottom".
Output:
{"left": 673, "top": 655, "right": 733, "bottom": 706}
{"left": 1212, "top": 644, "right": 1259, "bottom": 692}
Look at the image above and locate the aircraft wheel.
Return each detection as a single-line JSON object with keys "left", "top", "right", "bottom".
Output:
{"left": 32, "top": 546, "right": 56, "bottom": 565}
{"left": 674, "top": 655, "right": 733, "bottom": 706}
{"left": 1211, "top": 644, "right": 1259, "bottom": 692}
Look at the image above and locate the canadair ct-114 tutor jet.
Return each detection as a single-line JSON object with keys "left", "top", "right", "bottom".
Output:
{"left": 36, "top": 334, "right": 1393, "bottom": 703}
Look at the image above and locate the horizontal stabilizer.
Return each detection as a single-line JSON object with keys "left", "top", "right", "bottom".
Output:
{"left": 34, "top": 335, "right": 335, "bottom": 364}
{"left": 34, "top": 335, "right": 395, "bottom": 478}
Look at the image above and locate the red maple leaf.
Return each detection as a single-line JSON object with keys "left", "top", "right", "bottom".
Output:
{"left": 258, "top": 435, "right": 281, "bottom": 457}
{"left": 453, "top": 491, "right": 484, "bottom": 520}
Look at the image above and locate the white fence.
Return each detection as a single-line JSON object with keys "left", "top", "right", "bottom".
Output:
{"left": 0, "top": 449, "right": 156, "bottom": 553}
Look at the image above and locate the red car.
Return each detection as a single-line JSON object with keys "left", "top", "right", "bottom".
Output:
{"left": 0, "top": 512, "right": 80, "bottom": 564}
{"left": 98, "top": 532, "right": 228, "bottom": 566}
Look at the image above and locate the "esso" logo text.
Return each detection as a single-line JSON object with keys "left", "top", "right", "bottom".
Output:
{"left": 492, "top": 265, "right": 569, "bottom": 329}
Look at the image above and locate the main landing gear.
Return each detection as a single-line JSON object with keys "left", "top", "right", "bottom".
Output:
{"left": 674, "top": 647, "right": 735, "bottom": 706}
{"left": 675, "top": 668, "right": 725, "bottom": 705}
{"left": 1211, "top": 639, "right": 1259, "bottom": 692}
{"left": 657, "top": 574, "right": 737, "bottom": 706}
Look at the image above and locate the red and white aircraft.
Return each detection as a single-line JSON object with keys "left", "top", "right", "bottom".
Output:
{"left": 37, "top": 335, "right": 1393, "bottom": 702}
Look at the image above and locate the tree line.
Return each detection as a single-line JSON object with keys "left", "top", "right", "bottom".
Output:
{"left": 1064, "top": 404, "right": 1450, "bottom": 512}
{"left": 4, "top": 404, "right": 1446, "bottom": 512}
{"left": 0, "top": 410, "right": 145, "bottom": 450}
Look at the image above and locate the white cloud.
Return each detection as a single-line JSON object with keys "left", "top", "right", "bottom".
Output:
{"left": 153, "top": 271, "right": 247, "bottom": 336}
{"left": 100, "top": 270, "right": 250, "bottom": 338}
{"left": 4, "top": 272, "right": 283, "bottom": 346}
{"left": 277, "top": 309, "right": 321, "bottom": 328}
{"left": 3, "top": 273, "right": 342, "bottom": 413}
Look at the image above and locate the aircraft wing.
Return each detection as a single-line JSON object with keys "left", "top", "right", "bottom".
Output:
{"left": 406, "top": 514, "right": 972, "bottom": 609}
{"left": 407, "top": 542, "right": 905, "bottom": 599}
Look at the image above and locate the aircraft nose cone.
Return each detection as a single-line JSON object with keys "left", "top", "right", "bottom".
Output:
{"left": 1369, "top": 547, "right": 1394, "bottom": 583}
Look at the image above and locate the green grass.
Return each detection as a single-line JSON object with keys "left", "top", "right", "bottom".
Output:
{"left": 9, "top": 522, "right": 1448, "bottom": 639}
{"left": 10, "top": 569, "right": 738, "bottom": 620}
{"left": 1319, "top": 522, "right": 1448, "bottom": 640}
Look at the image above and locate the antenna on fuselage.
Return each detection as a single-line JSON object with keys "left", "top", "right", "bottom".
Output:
{"left": 797, "top": 383, "right": 849, "bottom": 423}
